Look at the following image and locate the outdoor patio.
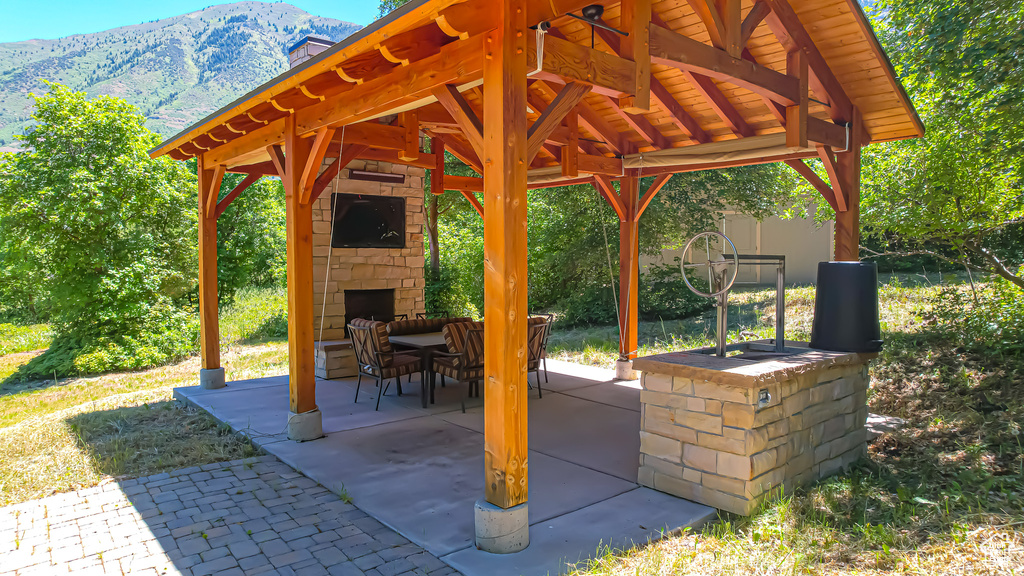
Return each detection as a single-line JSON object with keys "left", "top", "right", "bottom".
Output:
{"left": 174, "top": 359, "right": 715, "bottom": 576}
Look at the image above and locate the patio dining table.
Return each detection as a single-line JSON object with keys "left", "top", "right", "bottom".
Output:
{"left": 388, "top": 332, "right": 447, "bottom": 408}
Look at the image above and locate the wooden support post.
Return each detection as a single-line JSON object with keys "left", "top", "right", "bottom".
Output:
{"left": 561, "top": 109, "right": 579, "bottom": 178}
{"left": 430, "top": 136, "right": 446, "bottom": 195}
{"left": 618, "top": 174, "right": 640, "bottom": 361}
{"left": 481, "top": 0, "right": 529, "bottom": 515}
{"left": 785, "top": 50, "right": 808, "bottom": 149}
{"left": 197, "top": 155, "right": 224, "bottom": 372}
{"left": 620, "top": 0, "right": 651, "bottom": 113}
{"left": 283, "top": 115, "right": 318, "bottom": 416}
{"left": 833, "top": 108, "right": 862, "bottom": 261}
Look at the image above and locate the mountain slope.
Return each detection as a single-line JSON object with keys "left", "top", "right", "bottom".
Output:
{"left": 0, "top": 2, "right": 361, "bottom": 149}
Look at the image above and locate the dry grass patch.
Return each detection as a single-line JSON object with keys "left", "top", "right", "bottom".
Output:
{"left": 0, "top": 341, "right": 288, "bottom": 507}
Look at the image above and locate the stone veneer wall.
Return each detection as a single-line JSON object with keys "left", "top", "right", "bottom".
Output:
{"left": 311, "top": 159, "right": 427, "bottom": 342}
{"left": 638, "top": 362, "right": 870, "bottom": 515}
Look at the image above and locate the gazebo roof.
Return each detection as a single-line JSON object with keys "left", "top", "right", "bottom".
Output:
{"left": 150, "top": 0, "right": 921, "bottom": 184}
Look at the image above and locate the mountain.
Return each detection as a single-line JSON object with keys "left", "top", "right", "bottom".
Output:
{"left": 0, "top": 2, "right": 362, "bottom": 150}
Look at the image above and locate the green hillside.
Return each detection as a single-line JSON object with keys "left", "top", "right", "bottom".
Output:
{"left": 0, "top": 1, "right": 361, "bottom": 150}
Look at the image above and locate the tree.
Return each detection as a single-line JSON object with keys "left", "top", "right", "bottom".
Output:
{"left": 859, "top": 0, "right": 1024, "bottom": 288}
{"left": 0, "top": 84, "right": 198, "bottom": 378}
{"left": 377, "top": 0, "right": 410, "bottom": 18}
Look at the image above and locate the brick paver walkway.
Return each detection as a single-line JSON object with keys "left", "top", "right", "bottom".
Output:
{"left": 0, "top": 456, "right": 460, "bottom": 576}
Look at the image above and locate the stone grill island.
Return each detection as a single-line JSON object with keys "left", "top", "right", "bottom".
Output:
{"left": 632, "top": 341, "right": 874, "bottom": 515}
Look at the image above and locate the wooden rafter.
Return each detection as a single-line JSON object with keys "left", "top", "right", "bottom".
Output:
{"left": 592, "top": 26, "right": 708, "bottom": 145}
{"left": 603, "top": 95, "right": 669, "bottom": 150}
{"left": 740, "top": 1, "right": 771, "bottom": 47}
{"left": 685, "top": 72, "right": 755, "bottom": 137}
{"left": 526, "top": 82, "right": 591, "bottom": 163}
{"left": 432, "top": 84, "right": 484, "bottom": 157}
{"left": 650, "top": 23, "right": 800, "bottom": 106}
{"left": 761, "top": 0, "right": 853, "bottom": 123}
{"left": 619, "top": 0, "right": 652, "bottom": 112}
{"left": 561, "top": 109, "right": 579, "bottom": 177}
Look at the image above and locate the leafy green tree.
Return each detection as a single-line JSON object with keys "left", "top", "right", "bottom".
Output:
{"left": 377, "top": 0, "right": 410, "bottom": 18}
{"left": 0, "top": 84, "right": 198, "bottom": 378}
{"left": 860, "top": 0, "right": 1024, "bottom": 288}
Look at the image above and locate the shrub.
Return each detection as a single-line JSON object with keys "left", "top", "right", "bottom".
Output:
{"left": 639, "top": 262, "right": 714, "bottom": 321}
{"left": 424, "top": 266, "right": 479, "bottom": 319}
{"left": 220, "top": 287, "right": 288, "bottom": 343}
{"left": 931, "top": 270, "right": 1024, "bottom": 356}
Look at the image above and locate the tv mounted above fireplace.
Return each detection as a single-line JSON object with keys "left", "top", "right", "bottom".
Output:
{"left": 330, "top": 193, "right": 405, "bottom": 249}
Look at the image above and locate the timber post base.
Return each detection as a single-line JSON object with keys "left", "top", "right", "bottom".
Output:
{"left": 615, "top": 359, "right": 638, "bottom": 381}
{"left": 199, "top": 368, "right": 226, "bottom": 390}
{"left": 474, "top": 500, "right": 529, "bottom": 553}
{"left": 287, "top": 408, "right": 324, "bottom": 442}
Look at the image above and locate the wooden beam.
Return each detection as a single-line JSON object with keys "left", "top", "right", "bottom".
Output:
{"left": 460, "top": 190, "right": 484, "bottom": 216}
{"left": 214, "top": 173, "right": 261, "bottom": 219}
{"left": 593, "top": 175, "right": 626, "bottom": 220}
{"left": 310, "top": 143, "right": 369, "bottom": 203}
{"left": 816, "top": 145, "right": 848, "bottom": 212}
{"left": 432, "top": 132, "right": 482, "bottom": 173}
{"left": 267, "top": 144, "right": 286, "bottom": 179}
{"left": 785, "top": 50, "right": 808, "bottom": 149}
{"left": 635, "top": 173, "right": 671, "bottom": 221}
{"left": 650, "top": 23, "right": 800, "bottom": 106}
{"left": 561, "top": 109, "right": 579, "bottom": 178}
{"left": 785, "top": 159, "right": 839, "bottom": 212}
{"left": 283, "top": 115, "right": 317, "bottom": 416}
{"left": 526, "top": 82, "right": 590, "bottom": 163}
{"left": 593, "top": 26, "right": 709, "bottom": 144}
{"left": 204, "top": 163, "right": 226, "bottom": 219}
{"left": 299, "top": 127, "right": 336, "bottom": 204}
{"left": 197, "top": 156, "right": 221, "bottom": 371}
{"left": 618, "top": 174, "right": 640, "bottom": 360}
{"left": 685, "top": 0, "right": 726, "bottom": 49}
{"left": 399, "top": 111, "right": 419, "bottom": 162}
{"left": 762, "top": 0, "right": 853, "bottom": 123}
{"left": 430, "top": 136, "right": 445, "bottom": 196}
{"left": 740, "top": 1, "right": 771, "bottom": 46}
{"left": 526, "top": 32, "right": 636, "bottom": 97}
{"left": 376, "top": 22, "right": 452, "bottom": 65}
{"left": 627, "top": 149, "right": 817, "bottom": 175}
{"left": 619, "top": 0, "right": 651, "bottom": 112}
{"left": 833, "top": 107, "right": 862, "bottom": 261}
{"left": 432, "top": 84, "right": 484, "bottom": 158}
{"left": 721, "top": 0, "right": 742, "bottom": 57}
{"left": 481, "top": 0, "right": 529, "bottom": 512}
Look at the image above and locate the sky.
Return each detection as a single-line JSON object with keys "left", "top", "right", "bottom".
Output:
{"left": 0, "top": 0, "right": 379, "bottom": 43}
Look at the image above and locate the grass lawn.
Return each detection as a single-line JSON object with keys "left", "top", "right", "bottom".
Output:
{"left": 0, "top": 278, "right": 1020, "bottom": 574}
{"left": 564, "top": 274, "right": 1024, "bottom": 575}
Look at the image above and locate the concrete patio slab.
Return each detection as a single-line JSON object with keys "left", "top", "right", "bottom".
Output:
{"left": 174, "top": 359, "right": 716, "bottom": 576}
{"left": 443, "top": 487, "right": 717, "bottom": 576}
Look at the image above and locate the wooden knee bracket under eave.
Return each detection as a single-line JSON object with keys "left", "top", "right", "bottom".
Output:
{"left": 816, "top": 145, "right": 849, "bottom": 212}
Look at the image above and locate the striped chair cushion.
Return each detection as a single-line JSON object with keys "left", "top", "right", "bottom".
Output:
{"left": 387, "top": 317, "right": 473, "bottom": 336}
{"left": 442, "top": 321, "right": 484, "bottom": 354}
{"left": 350, "top": 318, "right": 393, "bottom": 367}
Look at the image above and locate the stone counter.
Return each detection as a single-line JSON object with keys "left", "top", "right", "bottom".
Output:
{"left": 632, "top": 341, "right": 875, "bottom": 515}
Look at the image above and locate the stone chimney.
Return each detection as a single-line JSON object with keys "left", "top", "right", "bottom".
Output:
{"left": 288, "top": 36, "right": 334, "bottom": 68}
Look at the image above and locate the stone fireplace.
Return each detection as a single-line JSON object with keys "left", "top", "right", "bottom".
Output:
{"left": 311, "top": 158, "right": 426, "bottom": 379}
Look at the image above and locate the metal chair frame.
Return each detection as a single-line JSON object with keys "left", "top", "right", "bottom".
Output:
{"left": 348, "top": 323, "right": 422, "bottom": 411}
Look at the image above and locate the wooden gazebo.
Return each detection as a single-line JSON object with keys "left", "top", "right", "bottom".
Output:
{"left": 151, "top": 0, "right": 920, "bottom": 552}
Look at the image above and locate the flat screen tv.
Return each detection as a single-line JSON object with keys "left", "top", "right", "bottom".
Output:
{"left": 330, "top": 193, "right": 405, "bottom": 249}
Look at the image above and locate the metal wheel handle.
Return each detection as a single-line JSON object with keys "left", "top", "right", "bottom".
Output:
{"left": 680, "top": 231, "right": 739, "bottom": 298}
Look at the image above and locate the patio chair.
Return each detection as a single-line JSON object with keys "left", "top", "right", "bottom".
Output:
{"left": 430, "top": 325, "right": 484, "bottom": 413}
{"left": 529, "top": 314, "right": 554, "bottom": 384}
{"left": 348, "top": 319, "right": 423, "bottom": 411}
{"left": 526, "top": 320, "right": 550, "bottom": 398}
